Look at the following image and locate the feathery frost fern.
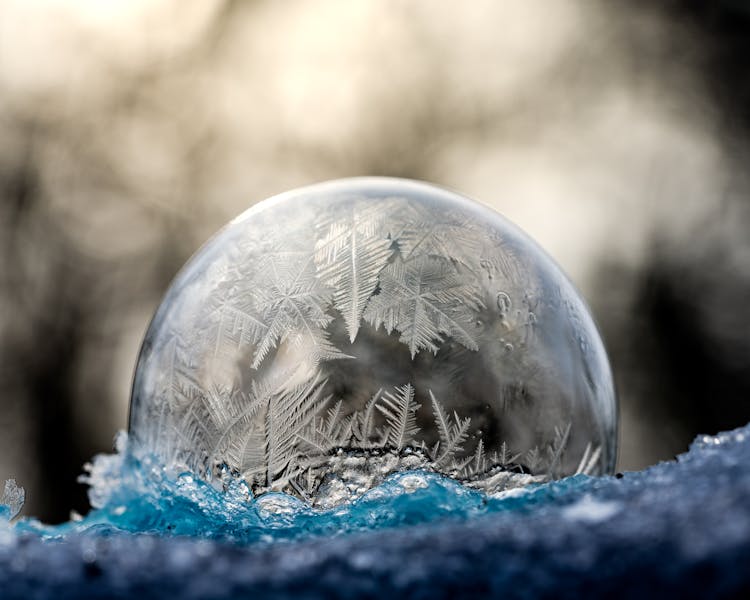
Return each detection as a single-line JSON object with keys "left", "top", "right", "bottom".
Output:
{"left": 146, "top": 196, "right": 592, "bottom": 498}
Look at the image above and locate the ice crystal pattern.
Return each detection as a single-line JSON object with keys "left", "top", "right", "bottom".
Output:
{"left": 314, "top": 202, "right": 395, "bottom": 342}
{"left": 364, "top": 255, "right": 484, "bottom": 357}
{"left": 129, "top": 178, "right": 617, "bottom": 502}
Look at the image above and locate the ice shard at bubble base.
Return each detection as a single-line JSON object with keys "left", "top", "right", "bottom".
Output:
{"left": 128, "top": 177, "right": 617, "bottom": 506}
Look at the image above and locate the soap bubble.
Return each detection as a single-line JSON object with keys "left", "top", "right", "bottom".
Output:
{"left": 129, "top": 178, "right": 616, "bottom": 505}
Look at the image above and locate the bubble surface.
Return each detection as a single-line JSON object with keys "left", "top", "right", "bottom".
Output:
{"left": 129, "top": 178, "right": 617, "bottom": 503}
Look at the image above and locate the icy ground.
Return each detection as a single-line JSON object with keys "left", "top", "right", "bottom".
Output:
{"left": 2, "top": 425, "right": 750, "bottom": 599}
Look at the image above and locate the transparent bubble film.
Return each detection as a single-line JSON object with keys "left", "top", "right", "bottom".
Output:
{"left": 129, "top": 178, "right": 617, "bottom": 506}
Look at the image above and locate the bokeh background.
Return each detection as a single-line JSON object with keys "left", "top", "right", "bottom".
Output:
{"left": 1, "top": 0, "right": 749, "bottom": 522}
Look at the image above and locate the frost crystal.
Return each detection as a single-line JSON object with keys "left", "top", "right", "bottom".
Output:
{"left": 363, "top": 255, "right": 483, "bottom": 357}
{"left": 129, "top": 178, "right": 617, "bottom": 504}
{"left": 1, "top": 479, "right": 25, "bottom": 520}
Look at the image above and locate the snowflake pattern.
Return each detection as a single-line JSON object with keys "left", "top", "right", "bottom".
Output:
{"left": 137, "top": 193, "right": 600, "bottom": 500}
{"left": 314, "top": 201, "right": 395, "bottom": 342}
{"left": 363, "top": 255, "right": 484, "bottom": 357}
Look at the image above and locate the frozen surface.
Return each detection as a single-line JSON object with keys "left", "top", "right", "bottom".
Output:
{"left": 2, "top": 423, "right": 750, "bottom": 599}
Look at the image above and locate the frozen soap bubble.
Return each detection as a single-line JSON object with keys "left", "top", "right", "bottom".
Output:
{"left": 129, "top": 178, "right": 617, "bottom": 505}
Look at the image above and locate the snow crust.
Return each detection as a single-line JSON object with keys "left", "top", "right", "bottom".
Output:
{"left": 2, "top": 424, "right": 750, "bottom": 598}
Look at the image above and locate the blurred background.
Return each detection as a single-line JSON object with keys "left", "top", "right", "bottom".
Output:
{"left": 1, "top": 0, "right": 749, "bottom": 522}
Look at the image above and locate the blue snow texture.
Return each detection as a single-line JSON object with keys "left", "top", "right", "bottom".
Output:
{"left": 2, "top": 426, "right": 750, "bottom": 600}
